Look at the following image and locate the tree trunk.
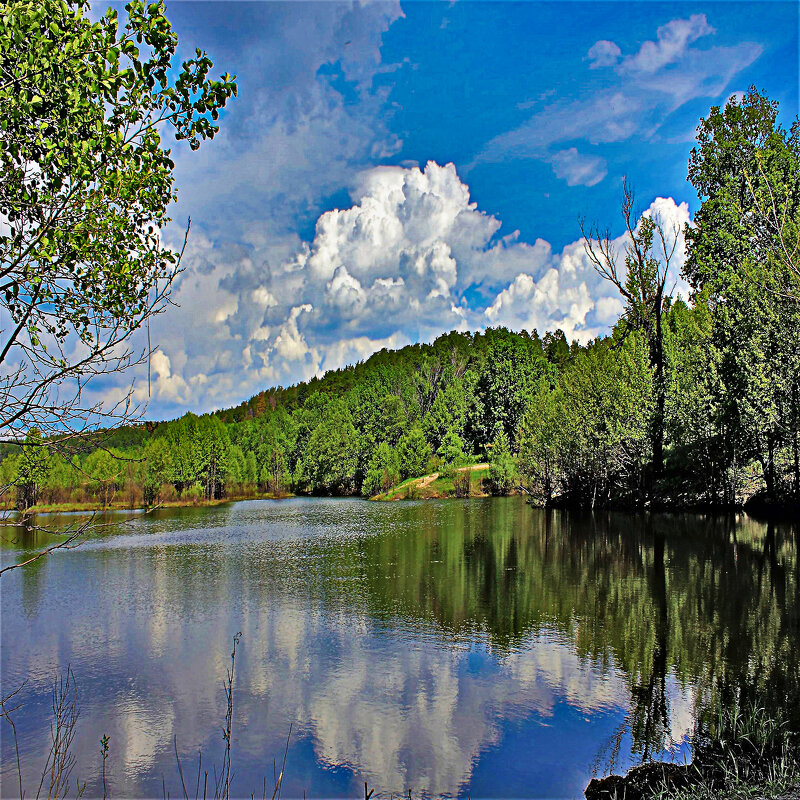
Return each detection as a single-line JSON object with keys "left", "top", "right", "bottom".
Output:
{"left": 651, "top": 298, "right": 665, "bottom": 475}
{"left": 766, "top": 436, "right": 776, "bottom": 498}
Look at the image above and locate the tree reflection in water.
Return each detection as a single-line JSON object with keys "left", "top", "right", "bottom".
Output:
{"left": 356, "top": 504, "right": 799, "bottom": 764}
{"left": 1, "top": 500, "right": 797, "bottom": 797}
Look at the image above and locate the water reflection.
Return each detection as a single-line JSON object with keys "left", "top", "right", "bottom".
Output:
{"left": 1, "top": 499, "right": 797, "bottom": 799}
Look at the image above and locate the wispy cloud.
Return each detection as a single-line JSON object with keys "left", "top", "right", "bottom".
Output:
{"left": 621, "top": 14, "right": 714, "bottom": 73}
{"left": 474, "top": 14, "right": 762, "bottom": 185}
{"left": 587, "top": 40, "right": 622, "bottom": 69}
{"left": 548, "top": 148, "right": 608, "bottom": 187}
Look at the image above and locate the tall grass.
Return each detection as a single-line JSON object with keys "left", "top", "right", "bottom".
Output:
{"left": 0, "top": 635, "right": 291, "bottom": 800}
{"left": 653, "top": 700, "right": 800, "bottom": 800}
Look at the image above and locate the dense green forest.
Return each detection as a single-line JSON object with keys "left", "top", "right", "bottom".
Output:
{"left": 2, "top": 89, "right": 798, "bottom": 512}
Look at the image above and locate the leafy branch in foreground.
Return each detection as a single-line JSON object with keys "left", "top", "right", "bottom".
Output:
{"left": 0, "top": 0, "right": 235, "bottom": 571}
{"left": 0, "top": 0, "right": 235, "bottom": 440}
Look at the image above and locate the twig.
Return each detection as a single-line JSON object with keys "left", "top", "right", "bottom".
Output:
{"left": 101, "top": 734, "right": 110, "bottom": 800}
{"left": 0, "top": 530, "right": 84, "bottom": 577}
{"left": 174, "top": 735, "right": 189, "bottom": 800}
{"left": 37, "top": 666, "right": 79, "bottom": 800}
{"left": 0, "top": 682, "right": 27, "bottom": 800}
{"left": 270, "top": 724, "right": 292, "bottom": 800}
{"left": 194, "top": 751, "right": 203, "bottom": 800}
{"left": 220, "top": 633, "right": 242, "bottom": 800}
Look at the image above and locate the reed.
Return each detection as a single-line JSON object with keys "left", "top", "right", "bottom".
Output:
{"left": 652, "top": 700, "right": 800, "bottom": 800}
{"left": 0, "top": 635, "right": 293, "bottom": 800}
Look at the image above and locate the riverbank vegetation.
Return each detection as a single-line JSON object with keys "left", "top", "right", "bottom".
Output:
{"left": 1, "top": 90, "right": 798, "bottom": 515}
{"left": 587, "top": 699, "right": 800, "bottom": 800}
{"left": 371, "top": 463, "right": 490, "bottom": 500}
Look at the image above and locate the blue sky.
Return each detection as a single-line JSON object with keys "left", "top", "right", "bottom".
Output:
{"left": 101, "top": 0, "right": 799, "bottom": 418}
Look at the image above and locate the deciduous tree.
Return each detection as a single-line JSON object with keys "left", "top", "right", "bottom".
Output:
{"left": 581, "top": 182, "right": 680, "bottom": 473}
{"left": 685, "top": 89, "right": 800, "bottom": 500}
{"left": 488, "top": 430, "right": 517, "bottom": 496}
{"left": 0, "top": 0, "right": 235, "bottom": 570}
{"left": 397, "top": 424, "right": 431, "bottom": 480}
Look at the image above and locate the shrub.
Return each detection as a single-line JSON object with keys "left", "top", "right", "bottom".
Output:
{"left": 183, "top": 483, "right": 204, "bottom": 505}
{"left": 488, "top": 431, "right": 518, "bottom": 495}
{"left": 453, "top": 470, "right": 472, "bottom": 497}
{"left": 397, "top": 425, "right": 431, "bottom": 479}
{"left": 362, "top": 443, "right": 401, "bottom": 497}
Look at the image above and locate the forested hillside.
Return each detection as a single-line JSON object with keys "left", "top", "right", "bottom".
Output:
{"left": 2, "top": 89, "right": 798, "bottom": 512}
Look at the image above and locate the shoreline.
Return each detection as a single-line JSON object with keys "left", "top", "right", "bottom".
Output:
{"left": 3, "top": 487, "right": 798, "bottom": 518}
{"left": 0, "top": 492, "right": 293, "bottom": 516}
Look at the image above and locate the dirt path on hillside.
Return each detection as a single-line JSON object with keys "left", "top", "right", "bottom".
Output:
{"left": 414, "top": 462, "right": 488, "bottom": 488}
{"left": 379, "top": 463, "right": 491, "bottom": 500}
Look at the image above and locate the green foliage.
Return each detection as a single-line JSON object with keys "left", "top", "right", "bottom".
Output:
{"left": 685, "top": 88, "right": 800, "bottom": 501}
{"left": 298, "top": 402, "right": 360, "bottom": 494}
{"left": 397, "top": 424, "right": 432, "bottom": 480}
{"left": 519, "top": 333, "right": 653, "bottom": 508}
{"left": 142, "top": 436, "right": 172, "bottom": 504}
{"left": 182, "top": 482, "right": 204, "bottom": 504}
{"left": 196, "top": 416, "right": 231, "bottom": 499}
{"left": 518, "top": 380, "right": 563, "bottom": 504}
{"left": 0, "top": 0, "right": 236, "bottom": 437}
{"left": 225, "top": 444, "right": 244, "bottom": 486}
{"left": 437, "top": 428, "right": 466, "bottom": 467}
{"left": 543, "top": 329, "right": 570, "bottom": 368}
{"left": 662, "top": 297, "right": 730, "bottom": 503}
{"left": 260, "top": 448, "right": 289, "bottom": 495}
{"left": 156, "top": 413, "right": 232, "bottom": 499}
{"left": 376, "top": 395, "right": 408, "bottom": 448}
{"left": 84, "top": 448, "right": 123, "bottom": 507}
{"left": 243, "top": 451, "right": 258, "bottom": 487}
{"left": 14, "top": 429, "right": 52, "bottom": 508}
{"left": 423, "top": 382, "right": 466, "bottom": 452}
{"left": 488, "top": 430, "right": 517, "bottom": 496}
{"left": 653, "top": 699, "right": 800, "bottom": 800}
{"left": 467, "top": 328, "right": 548, "bottom": 451}
{"left": 362, "top": 442, "right": 401, "bottom": 497}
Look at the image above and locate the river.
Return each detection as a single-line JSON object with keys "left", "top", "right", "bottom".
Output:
{"left": 1, "top": 498, "right": 797, "bottom": 798}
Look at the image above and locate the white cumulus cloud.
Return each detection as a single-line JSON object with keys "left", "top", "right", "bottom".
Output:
{"left": 485, "top": 195, "right": 691, "bottom": 342}
{"left": 108, "top": 161, "right": 691, "bottom": 418}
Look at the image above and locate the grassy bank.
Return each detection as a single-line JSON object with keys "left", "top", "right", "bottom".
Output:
{"left": 587, "top": 702, "right": 800, "bottom": 800}
{"left": 372, "top": 464, "right": 492, "bottom": 500}
{"left": 0, "top": 492, "right": 293, "bottom": 516}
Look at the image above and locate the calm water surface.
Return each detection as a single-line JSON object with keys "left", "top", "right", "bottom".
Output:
{"left": 1, "top": 498, "right": 798, "bottom": 799}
